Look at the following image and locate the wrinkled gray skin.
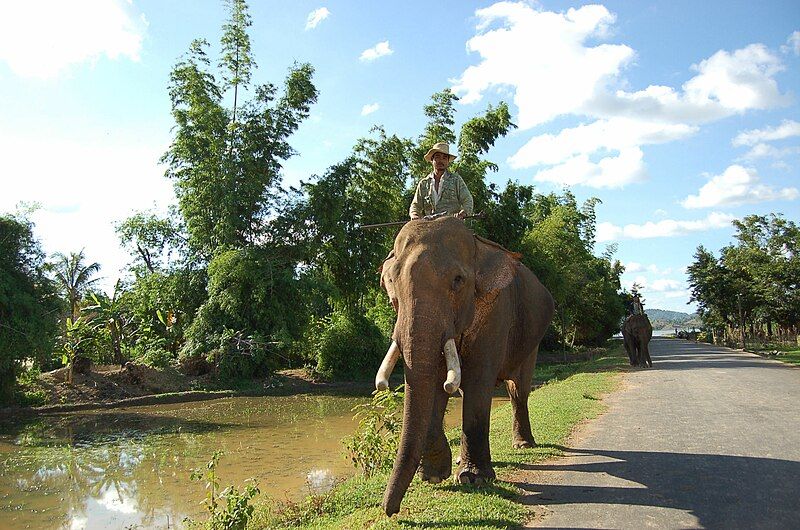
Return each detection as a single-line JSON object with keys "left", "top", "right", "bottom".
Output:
{"left": 622, "top": 314, "right": 653, "bottom": 367}
{"left": 379, "top": 217, "right": 554, "bottom": 516}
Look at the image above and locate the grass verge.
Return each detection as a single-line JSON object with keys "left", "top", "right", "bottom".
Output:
{"left": 746, "top": 343, "right": 800, "bottom": 366}
{"left": 245, "top": 343, "right": 627, "bottom": 529}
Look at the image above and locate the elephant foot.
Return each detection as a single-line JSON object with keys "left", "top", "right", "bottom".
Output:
{"left": 418, "top": 456, "right": 451, "bottom": 484}
{"left": 456, "top": 462, "right": 495, "bottom": 485}
{"left": 512, "top": 438, "right": 536, "bottom": 449}
{"left": 418, "top": 465, "right": 451, "bottom": 484}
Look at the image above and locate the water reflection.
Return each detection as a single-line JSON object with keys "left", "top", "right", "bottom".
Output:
{"left": 0, "top": 393, "right": 508, "bottom": 529}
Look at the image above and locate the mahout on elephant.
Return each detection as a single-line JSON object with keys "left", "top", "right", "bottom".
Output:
{"left": 374, "top": 216, "right": 554, "bottom": 516}
{"left": 622, "top": 313, "right": 653, "bottom": 367}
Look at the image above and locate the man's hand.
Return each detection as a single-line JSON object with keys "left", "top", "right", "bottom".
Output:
{"left": 455, "top": 210, "right": 467, "bottom": 219}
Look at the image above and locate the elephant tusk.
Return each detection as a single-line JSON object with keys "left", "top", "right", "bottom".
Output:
{"left": 443, "top": 339, "right": 461, "bottom": 394}
{"left": 375, "top": 340, "right": 401, "bottom": 391}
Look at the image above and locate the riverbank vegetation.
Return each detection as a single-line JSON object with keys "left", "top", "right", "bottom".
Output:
{"left": 0, "top": 0, "right": 632, "bottom": 407}
{"left": 687, "top": 214, "right": 799, "bottom": 349}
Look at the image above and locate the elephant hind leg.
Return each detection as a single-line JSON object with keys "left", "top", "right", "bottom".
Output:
{"left": 642, "top": 343, "right": 653, "bottom": 367}
{"left": 505, "top": 348, "right": 537, "bottom": 449}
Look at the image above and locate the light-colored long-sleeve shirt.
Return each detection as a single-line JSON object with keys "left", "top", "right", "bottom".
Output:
{"left": 408, "top": 171, "right": 474, "bottom": 219}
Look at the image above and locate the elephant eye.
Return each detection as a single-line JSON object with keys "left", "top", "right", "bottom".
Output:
{"left": 452, "top": 275, "right": 465, "bottom": 291}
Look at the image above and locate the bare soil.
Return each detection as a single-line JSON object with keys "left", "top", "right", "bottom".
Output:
{"left": 9, "top": 364, "right": 372, "bottom": 416}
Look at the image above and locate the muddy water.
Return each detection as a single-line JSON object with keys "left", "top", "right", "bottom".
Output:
{"left": 0, "top": 393, "right": 508, "bottom": 530}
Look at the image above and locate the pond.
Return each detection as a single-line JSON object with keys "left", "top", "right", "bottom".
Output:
{"left": 0, "top": 393, "right": 508, "bottom": 529}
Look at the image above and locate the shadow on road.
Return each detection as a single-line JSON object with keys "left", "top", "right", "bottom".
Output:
{"left": 512, "top": 444, "right": 800, "bottom": 528}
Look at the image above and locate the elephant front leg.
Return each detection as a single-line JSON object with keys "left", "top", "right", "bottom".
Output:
{"left": 456, "top": 387, "right": 495, "bottom": 484}
{"left": 418, "top": 385, "right": 452, "bottom": 484}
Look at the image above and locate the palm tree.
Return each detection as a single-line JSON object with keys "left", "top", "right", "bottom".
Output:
{"left": 51, "top": 250, "right": 101, "bottom": 319}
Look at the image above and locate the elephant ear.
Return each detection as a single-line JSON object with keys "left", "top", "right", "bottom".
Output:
{"left": 474, "top": 235, "right": 521, "bottom": 295}
{"left": 465, "top": 236, "right": 521, "bottom": 337}
{"left": 379, "top": 250, "right": 399, "bottom": 311}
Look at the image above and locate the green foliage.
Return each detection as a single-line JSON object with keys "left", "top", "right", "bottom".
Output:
{"left": 122, "top": 268, "right": 207, "bottom": 365}
{"left": 688, "top": 213, "right": 799, "bottom": 346}
{"left": 287, "top": 128, "right": 411, "bottom": 312}
{"left": 14, "top": 366, "right": 47, "bottom": 407}
{"left": 58, "top": 316, "right": 93, "bottom": 383}
{"left": 83, "top": 281, "right": 135, "bottom": 365}
{"left": 162, "top": 3, "right": 319, "bottom": 256}
{"left": 0, "top": 214, "right": 59, "bottom": 403}
{"left": 49, "top": 249, "right": 101, "bottom": 320}
{"left": 522, "top": 191, "right": 625, "bottom": 347}
{"left": 364, "top": 288, "right": 396, "bottom": 342}
{"left": 314, "top": 308, "right": 386, "bottom": 379}
{"left": 188, "top": 450, "right": 260, "bottom": 530}
{"left": 116, "top": 208, "right": 187, "bottom": 273}
{"left": 342, "top": 386, "right": 404, "bottom": 477}
{"left": 183, "top": 248, "right": 299, "bottom": 375}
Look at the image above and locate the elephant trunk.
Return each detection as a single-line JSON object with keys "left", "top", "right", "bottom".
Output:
{"left": 382, "top": 335, "right": 441, "bottom": 516}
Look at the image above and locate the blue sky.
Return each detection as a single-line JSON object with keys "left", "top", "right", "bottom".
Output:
{"left": 1, "top": 0, "right": 798, "bottom": 313}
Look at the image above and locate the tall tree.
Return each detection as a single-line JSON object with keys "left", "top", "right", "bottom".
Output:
{"left": 219, "top": 0, "right": 254, "bottom": 130}
{"left": 50, "top": 250, "right": 101, "bottom": 320}
{"left": 0, "top": 214, "right": 59, "bottom": 402}
{"left": 162, "top": 0, "right": 318, "bottom": 256}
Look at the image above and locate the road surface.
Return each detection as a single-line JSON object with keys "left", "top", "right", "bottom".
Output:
{"left": 518, "top": 338, "right": 800, "bottom": 529}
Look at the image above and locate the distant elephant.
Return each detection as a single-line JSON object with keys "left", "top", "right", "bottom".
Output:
{"left": 374, "top": 217, "right": 554, "bottom": 516}
{"left": 622, "top": 314, "right": 653, "bottom": 367}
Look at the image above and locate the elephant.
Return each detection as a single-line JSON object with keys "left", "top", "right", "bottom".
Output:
{"left": 622, "top": 314, "right": 653, "bottom": 367}
{"left": 374, "top": 216, "right": 554, "bottom": 516}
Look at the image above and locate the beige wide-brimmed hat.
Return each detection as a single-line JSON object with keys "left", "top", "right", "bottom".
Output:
{"left": 423, "top": 142, "right": 457, "bottom": 162}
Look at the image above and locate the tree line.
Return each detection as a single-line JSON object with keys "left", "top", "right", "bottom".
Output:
{"left": 687, "top": 214, "right": 799, "bottom": 348}
{"left": 0, "top": 0, "right": 628, "bottom": 404}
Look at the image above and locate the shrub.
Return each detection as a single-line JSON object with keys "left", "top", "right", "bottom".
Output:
{"left": 342, "top": 386, "right": 404, "bottom": 477}
{"left": 187, "top": 451, "right": 260, "bottom": 530}
{"left": 314, "top": 308, "right": 386, "bottom": 379}
{"left": 211, "top": 330, "right": 276, "bottom": 381}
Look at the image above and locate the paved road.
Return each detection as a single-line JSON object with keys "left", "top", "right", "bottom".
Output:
{"left": 517, "top": 338, "right": 800, "bottom": 529}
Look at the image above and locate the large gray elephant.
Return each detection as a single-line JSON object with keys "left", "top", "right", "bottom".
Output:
{"left": 374, "top": 216, "right": 554, "bottom": 516}
{"left": 622, "top": 314, "right": 653, "bottom": 367}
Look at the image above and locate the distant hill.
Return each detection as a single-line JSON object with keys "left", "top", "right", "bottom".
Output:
{"left": 645, "top": 308, "right": 700, "bottom": 329}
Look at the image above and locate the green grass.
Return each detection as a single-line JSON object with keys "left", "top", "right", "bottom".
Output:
{"left": 245, "top": 344, "right": 627, "bottom": 529}
{"left": 747, "top": 343, "right": 800, "bottom": 366}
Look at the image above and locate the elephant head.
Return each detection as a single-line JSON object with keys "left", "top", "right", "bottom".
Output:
{"left": 376, "top": 216, "right": 523, "bottom": 515}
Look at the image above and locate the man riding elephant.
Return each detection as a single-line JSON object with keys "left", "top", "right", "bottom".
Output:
{"left": 622, "top": 294, "right": 653, "bottom": 367}
{"left": 409, "top": 142, "right": 473, "bottom": 220}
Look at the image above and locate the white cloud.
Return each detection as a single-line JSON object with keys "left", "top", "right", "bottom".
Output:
{"left": 509, "top": 118, "right": 696, "bottom": 168}
{"left": 0, "top": 132, "right": 174, "bottom": 291}
{"left": 654, "top": 209, "right": 668, "bottom": 217}
{"left": 0, "top": 0, "right": 147, "bottom": 79}
{"left": 682, "top": 44, "right": 787, "bottom": 112}
{"left": 781, "top": 31, "right": 800, "bottom": 55}
{"left": 732, "top": 119, "right": 800, "bottom": 146}
{"left": 624, "top": 262, "right": 643, "bottom": 273}
{"left": 650, "top": 279, "right": 683, "bottom": 292}
{"left": 361, "top": 103, "right": 380, "bottom": 116}
{"left": 532, "top": 147, "right": 647, "bottom": 188}
{"left": 681, "top": 165, "right": 799, "bottom": 208}
{"left": 359, "top": 41, "right": 393, "bottom": 62}
{"left": 452, "top": 2, "right": 791, "bottom": 189}
{"left": 305, "top": 7, "right": 330, "bottom": 30}
{"left": 597, "top": 212, "right": 736, "bottom": 242}
{"left": 452, "top": 3, "right": 633, "bottom": 128}
{"left": 739, "top": 143, "right": 800, "bottom": 161}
